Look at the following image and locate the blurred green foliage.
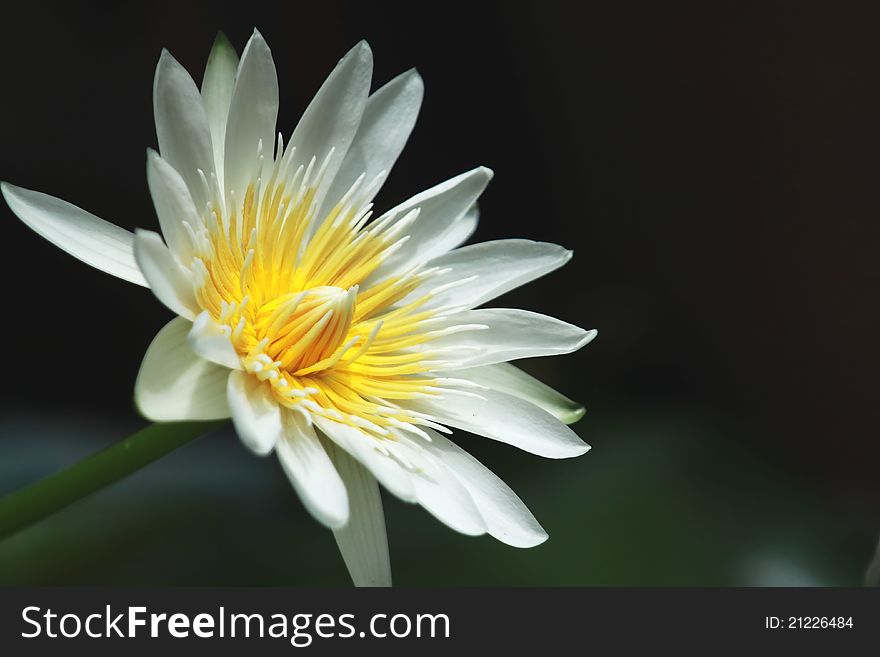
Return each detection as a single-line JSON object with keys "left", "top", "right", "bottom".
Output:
{"left": 0, "top": 403, "right": 872, "bottom": 586}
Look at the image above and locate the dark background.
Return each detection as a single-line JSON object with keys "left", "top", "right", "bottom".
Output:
{"left": 0, "top": 0, "right": 877, "bottom": 585}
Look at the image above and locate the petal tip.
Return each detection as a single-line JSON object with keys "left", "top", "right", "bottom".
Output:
{"left": 515, "top": 528, "right": 549, "bottom": 548}
{"left": 324, "top": 508, "right": 351, "bottom": 531}
{"left": 0, "top": 180, "right": 15, "bottom": 201}
{"left": 556, "top": 438, "right": 590, "bottom": 458}
{"left": 155, "top": 49, "right": 184, "bottom": 85}
{"left": 248, "top": 28, "right": 269, "bottom": 49}
{"left": 0, "top": 181, "right": 28, "bottom": 207}
{"left": 576, "top": 328, "right": 599, "bottom": 349}
{"left": 347, "top": 40, "right": 373, "bottom": 67}
{"left": 402, "top": 67, "right": 424, "bottom": 86}
{"left": 563, "top": 405, "right": 587, "bottom": 424}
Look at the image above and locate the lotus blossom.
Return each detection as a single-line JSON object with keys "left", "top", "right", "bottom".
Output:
{"left": 1, "top": 30, "right": 596, "bottom": 585}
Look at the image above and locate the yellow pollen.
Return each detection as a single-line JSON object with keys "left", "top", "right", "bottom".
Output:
{"left": 187, "top": 152, "right": 448, "bottom": 437}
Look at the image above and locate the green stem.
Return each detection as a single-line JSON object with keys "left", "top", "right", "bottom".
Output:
{"left": 0, "top": 420, "right": 225, "bottom": 541}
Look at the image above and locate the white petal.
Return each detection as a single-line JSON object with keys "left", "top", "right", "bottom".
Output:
{"left": 188, "top": 311, "right": 242, "bottom": 369}
{"left": 422, "top": 428, "right": 547, "bottom": 547}
{"left": 457, "top": 362, "right": 585, "bottom": 424}
{"left": 418, "top": 239, "right": 572, "bottom": 311}
{"left": 201, "top": 32, "right": 239, "bottom": 187}
{"left": 323, "top": 437, "right": 391, "bottom": 587}
{"left": 223, "top": 29, "right": 278, "bottom": 205}
{"left": 313, "top": 416, "right": 416, "bottom": 502}
{"left": 317, "top": 418, "right": 484, "bottom": 536}
{"left": 394, "top": 435, "right": 486, "bottom": 536}
{"left": 289, "top": 41, "right": 372, "bottom": 213}
{"left": 426, "top": 309, "right": 596, "bottom": 367}
{"left": 368, "top": 167, "right": 490, "bottom": 282}
{"left": 133, "top": 229, "right": 198, "bottom": 320}
{"left": 146, "top": 150, "right": 199, "bottom": 263}
{"left": 320, "top": 68, "right": 423, "bottom": 215}
{"left": 227, "top": 370, "right": 281, "bottom": 456}
{"left": 135, "top": 317, "right": 231, "bottom": 421}
{"left": 277, "top": 411, "right": 349, "bottom": 529}
{"left": 410, "top": 388, "right": 589, "bottom": 459}
{"left": 153, "top": 49, "right": 215, "bottom": 208}
{"left": 1, "top": 182, "right": 146, "bottom": 286}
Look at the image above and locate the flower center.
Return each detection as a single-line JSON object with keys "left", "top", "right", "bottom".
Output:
{"left": 245, "top": 285, "right": 358, "bottom": 375}
{"left": 182, "top": 144, "right": 450, "bottom": 435}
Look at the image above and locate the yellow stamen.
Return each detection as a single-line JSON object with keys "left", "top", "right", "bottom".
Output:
{"left": 191, "top": 166, "right": 452, "bottom": 437}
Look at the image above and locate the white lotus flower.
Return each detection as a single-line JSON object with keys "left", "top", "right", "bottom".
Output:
{"left": 1, "top": 30, "right": 596, "bottom": 586}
